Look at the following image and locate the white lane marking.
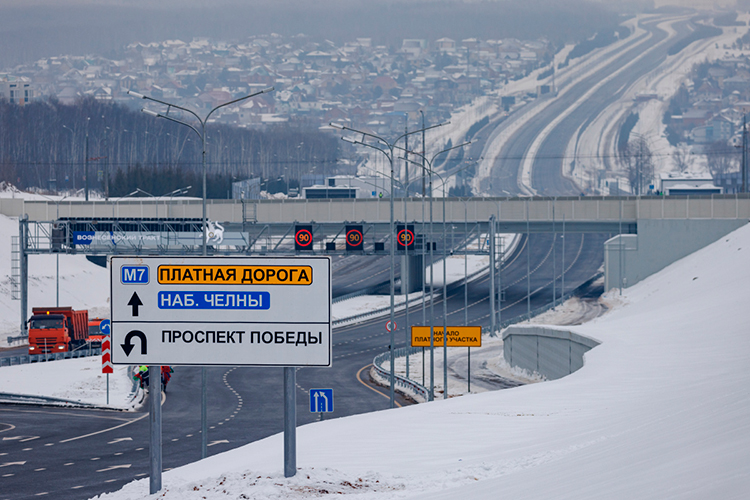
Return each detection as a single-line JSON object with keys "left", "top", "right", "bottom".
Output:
{"left": 59, "top": 413, "right": 148, "bottom": 444}
{"left": 107, "top": 437, "right": 133, "bottom": 445}
{"left": 71, "top": 485, "right": 84, "bottom": 489}
{"left": 34, "top": 492, "right": 48, "bottom": 496}
{"left": 3, "top": 473, "right": 15, "bottom": 477}
{"left": 90, "top": 457, "right": 101, "bottom": 461}
{"left": 135, "top": 448, "right": 144, "bottom": 451}
{"left": 44, "top": 443, "right": 53, "bottom": 447}
{"left": 105, "top": 479, "right": 118, "bottom": 483}
{"left": 20, "top": 436, "right": 40, "bottom": 442}
{"left": 63, "top": 462, "right": 74, "bottom": 466}
{"left": 0, "top": 422, "right": 16, "bottom": 433}
{"left": 0, "top": 461, "right": 26, "bottom": 468}
{"left": 34, "top": 468, "right": 46, "bottom": 471}
{"left": 208, "top": 440, "right": 229, "bottom": 447}
{"left": 96, "top": 464, "right": 131, "bottom": 473}
{"left": 114, "top": 452, "right": 123, "bottom": 456}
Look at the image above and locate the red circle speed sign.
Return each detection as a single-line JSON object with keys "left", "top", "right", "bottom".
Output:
{"left": 295, "top": 229, "right": 313, "bottom": 247}
{"left": 346, "top": 229, "right": 363, "bottom": 246}
{"left": 397, "top": 228, "right": 414, "bottom": 246}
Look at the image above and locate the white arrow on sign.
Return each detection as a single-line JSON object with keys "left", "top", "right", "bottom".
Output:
{"left": 313, "top": 392, "right": 329, "bottom": 412}
{"left": 96, "top": 464, "right": 131, "bottom": 473}
{"left": 207, "top": 440, "right": 229, "bottom": 447}
{"left": 0, "top": 461, "right": 26, "bottom": 468}
{"left": 107, "top": 437, "right": 133, "bottom": 445}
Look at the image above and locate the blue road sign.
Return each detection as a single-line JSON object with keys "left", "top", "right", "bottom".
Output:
{"left": 309, "top": 388, "right": 333, "bottom": 413}
{"left": 121, "top": 265, "right": 149, "bottom": 284}
{"left": 99, "top": 319, "right": 111, "bottom": 335}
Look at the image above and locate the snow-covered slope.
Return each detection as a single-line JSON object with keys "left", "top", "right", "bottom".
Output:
{"left": 93, "top": 223, "right": 750, "bottom": 498}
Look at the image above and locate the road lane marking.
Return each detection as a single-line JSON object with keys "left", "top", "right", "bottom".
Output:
{"left": 59, "top": 413, "right": 148, "bottom": 444}
{"left": 97, "top": 464, "right": 131, "bottom": 473}
{"left": 114, "top": 452, "right": 123, "bottom": 456}
{"left": 1, "top": 461, "right": 26, "bottom": 468}
{"left": 208, "top": 440, "right": 229, "bottom": 447}
{"left": 107, "top": 437, "right": 133, "bottom": 445}
{"left": 356, "top": 364, "right": 402, "bottom": 408}
{"left": 20, "top": 436, "right": 40, "bottom": 442}
{"left": 22, "top": 448, "right": 32, "bottom": 452}
{"left": 105, "top": 479, "right": 118, "bottom": 483}
{"left": 71, "top": 486, "right": 84, "bottom": 489}
{"left": 34, "top": 492, "right": 48, "bottom": 496}
{"left": 90, "top": 457, "right": 101, "bottom": 461}
{"left": 135, "top": 447, "right": 144, "bottom": 451}
{"left": 0, "top": 422, "right": 16, "bottom": 433}
{"left": 34, "top": 468, "right": 46, "bottom": 471}
{"left": 3, "top": 473, "right": 15, "bottom": 477}
{"left": 63, "top": 462, "right": 74, "bottom": 466}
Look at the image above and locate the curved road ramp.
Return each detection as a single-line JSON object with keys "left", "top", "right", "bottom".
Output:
{"left": 503, "top": 325, "right": 600, "bottom": 380}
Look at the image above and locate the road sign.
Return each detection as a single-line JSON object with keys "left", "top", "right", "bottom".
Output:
{"left": 345, "top": 225, "right": 363, "bottom": 251}
{"left": 309, "top": 388, "right": 333, "bottom": 413}
{"left": 102, "top": 337, "right": 113, "bottom": 374}
{"left": 385, "top": 320, "right": 397, "bottom": 332}
{"left": 295, "top": 225, "right": 313, "bottom": 251}
{"left": 100, "top": 319, "right": 111, "bottom": 335}
{"left": 396, "top": 224, "right": 415, "bottom": 251}
{"left": 410, "top": 326, "right": 482, "bottom": 347}
{"left": 110, "top": 256, "right": 332, "bottom": 366}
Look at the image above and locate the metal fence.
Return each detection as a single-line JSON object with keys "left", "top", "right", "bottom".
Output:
{"left": 372, "top": 346, "right": 429, "bottom": 401}
{"left": 0, "top": 347, "right": 102, "bottom": 367}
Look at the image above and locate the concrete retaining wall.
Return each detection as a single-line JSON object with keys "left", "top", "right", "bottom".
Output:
{"left": 503, "top": 325, "right": 599, "bottom": 380}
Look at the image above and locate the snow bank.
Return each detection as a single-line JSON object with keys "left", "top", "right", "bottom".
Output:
{"left": 92, "top": 212, "right": 750, "bottom": 498}
{"left": 0, "top": 355, "right": 137, "bottom": 409}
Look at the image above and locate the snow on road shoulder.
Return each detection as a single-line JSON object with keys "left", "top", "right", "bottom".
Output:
{"left": 93, "top": 214, "right": 750, "bottom": 499}
{"left": 0, "top": 355, "right": 137, "bottom": 409}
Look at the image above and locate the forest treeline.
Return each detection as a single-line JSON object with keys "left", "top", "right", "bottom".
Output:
{"left": 0, "top": 97, "right": 340, "bottom": 198}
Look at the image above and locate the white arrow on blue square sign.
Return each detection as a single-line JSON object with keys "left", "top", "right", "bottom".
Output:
{"left": 309, "top": 388, "right": 333, "bottom": 413}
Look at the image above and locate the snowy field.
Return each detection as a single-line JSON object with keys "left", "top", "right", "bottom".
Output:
{"left": 92, "top": 218, "right": 750, "bottom": 499}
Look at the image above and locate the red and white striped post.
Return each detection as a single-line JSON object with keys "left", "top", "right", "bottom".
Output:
{"left": 102, "top": 337, "right": 113, "bottom": 404}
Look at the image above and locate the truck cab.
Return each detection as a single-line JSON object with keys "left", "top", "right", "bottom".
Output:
{"left": 28, "top": 313, "right": 69, "bottom": 354}
{"left": 28, "top": 307, "right": 89, "bottom": 355}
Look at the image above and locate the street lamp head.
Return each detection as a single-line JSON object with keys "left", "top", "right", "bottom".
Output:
{"left": 329, "top": 122, "right": 345, "bottom": 130}
{"left": 142, "top": 108, "right": 159, "bottom": 118}
{"left": 341, "top": 136, "right": 358, "bottom": 144}
{"left": 261, "top": 86, "right": 274, "bottom": 94}
{"left": 127, "top": 90, "right": 146, "bottom": 99}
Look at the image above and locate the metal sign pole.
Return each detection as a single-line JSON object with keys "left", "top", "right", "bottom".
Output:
{"left": 283, "top": 367, "right": 297, "bottom": 478}
{"left": 149, "top": 365, "right": 162, "bottom": 494}
{"left": 201, "top": 368, "right": 207, "bottom": 459}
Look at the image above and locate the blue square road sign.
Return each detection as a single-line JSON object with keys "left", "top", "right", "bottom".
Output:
{"left": 309, "top": 388, "right": 333, "bottom": 413}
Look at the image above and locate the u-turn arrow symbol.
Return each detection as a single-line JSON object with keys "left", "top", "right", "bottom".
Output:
{"left": 121, "top": 330, "right": 147, "bottom": 356}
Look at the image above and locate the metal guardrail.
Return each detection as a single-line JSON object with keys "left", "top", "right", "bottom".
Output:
{"left": 372, "top": 346, "right": 429, "bottom": 402}
{"left": 0, "top": 347, "right": 102, "bottom": 367}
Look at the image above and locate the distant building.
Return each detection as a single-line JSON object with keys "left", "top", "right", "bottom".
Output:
{"left": 659, "top": 173, "right": 722, "bottom": 196}
{"left": 0, "top": 75, "right": 33, "bottom": 105}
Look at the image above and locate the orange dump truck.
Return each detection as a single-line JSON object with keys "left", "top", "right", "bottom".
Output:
{"left": 28, "top": 307, "right": 89, "bottom": 355}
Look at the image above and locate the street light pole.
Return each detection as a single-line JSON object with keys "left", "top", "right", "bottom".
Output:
{"left": 332, "top": 121, "right": 446, "bottom": 407}
{"left": 130, "top": 87, "right": 273, "bottom": 462}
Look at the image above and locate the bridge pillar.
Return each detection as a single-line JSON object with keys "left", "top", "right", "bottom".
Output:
{"left": 401, "top": 254, "right": 423, "bottom": 294}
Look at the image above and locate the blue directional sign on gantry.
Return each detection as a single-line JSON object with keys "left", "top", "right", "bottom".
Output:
{"left": 309, "top": 388, "right": 333, "bottom": 413}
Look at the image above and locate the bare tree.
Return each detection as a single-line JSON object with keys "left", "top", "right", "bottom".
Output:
{"left": 620, "top": 136, "right": 654, "bottom": 195}
{"left": 672, "top": 145, "right": 693, "bottom": 173}
{"left": 706, "top": 140, "right": 738, "bottom": 177}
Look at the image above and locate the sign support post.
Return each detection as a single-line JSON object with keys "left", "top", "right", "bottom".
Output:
{"left": 149, "top": 365, "right": 162, "bottom": 495}
{"left": 283, "top": 367, "right": 296, "bottom": 478}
